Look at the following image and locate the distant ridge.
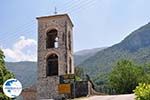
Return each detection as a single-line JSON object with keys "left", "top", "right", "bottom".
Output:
{"left": 79, "top": 22, "right": 150, "bottom": 77}
{"left": 74, "top": 47, "right": 106, "bottom": 65}
{"left": 6, "top": 61, "right": 37, "bottom": 88}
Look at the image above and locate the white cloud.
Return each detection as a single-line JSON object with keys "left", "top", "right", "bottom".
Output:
{"left": 2, "top": 36, "right": 37, "bottom": 62}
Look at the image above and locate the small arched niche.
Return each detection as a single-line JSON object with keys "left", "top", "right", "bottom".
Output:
{"left": 46, "top": 53, "right": 58, "bottom": 76}
{"left": 46, "top": 29, "right": 58, "bottom": 49}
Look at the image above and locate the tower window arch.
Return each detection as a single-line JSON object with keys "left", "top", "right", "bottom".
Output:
{"left": 46, "top": 54, "right": 58, "bottom": 76}
{"left": 69, "top": 57, "right": 72, "bottom": 73}
{"left": 46, "top": 29, "right": 58, "bottom": 49}
{"left": 68, "top": 31, "right": 71, "bottom": 50}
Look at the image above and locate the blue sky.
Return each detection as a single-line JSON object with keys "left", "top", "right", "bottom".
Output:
{"left": 0, "top": 0, "right": 150, "bottom": 62}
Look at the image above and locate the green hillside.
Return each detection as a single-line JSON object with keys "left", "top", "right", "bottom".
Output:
{"left": 6, "top": 61, "right": 37, "bottom": 88}
{"left": 74, "top": 47, "right": 106, "bottom": 66}
{"left": 79, "top": 22, "right": 150, "bottom": 77}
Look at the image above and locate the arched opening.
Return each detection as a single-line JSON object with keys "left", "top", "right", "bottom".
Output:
{"left": 46, "top": 29, "right": 58, "bottom": 49}
{"left": 68, "top": 31, "right": 71, "bottom": 50}
{"left": 69, "top": 57, "right": 72, "bottom": 73}
{"left": 46, "top": 54, "right": 58, "bottom": 76}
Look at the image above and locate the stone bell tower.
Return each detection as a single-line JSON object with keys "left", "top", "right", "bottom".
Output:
{"left": 37, "top": 14, "right": 74, "bottom": 99}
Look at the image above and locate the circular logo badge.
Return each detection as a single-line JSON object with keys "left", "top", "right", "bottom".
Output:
{"left": 3, "top": 79, "right": 22, "bottom": 98}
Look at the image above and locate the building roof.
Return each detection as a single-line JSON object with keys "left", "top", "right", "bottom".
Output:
{"left": 36, "top": 14, "right": 73, "bottom": 27}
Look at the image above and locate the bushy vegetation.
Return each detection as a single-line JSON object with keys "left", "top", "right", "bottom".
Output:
{"left": 134, "top": 83, "right": 150, "bottom": 100}
{"left": 0, "top": 49, "right": 14, "bottom": 99}
{"left": 93, "top": 59, "right": 150, "bottom": 95}
{"left": 75, "top": 67, "right": 86, "bottom": 81}
{"left": 108, "top": 60, "right": 144, "bottom": 94}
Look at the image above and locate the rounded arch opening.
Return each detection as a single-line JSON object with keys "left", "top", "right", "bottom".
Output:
{"left": 46, "top": 53, "right": 58, "bottom": 76}
{"left": 46, "top": 29, "right": 58, "bottom": 49}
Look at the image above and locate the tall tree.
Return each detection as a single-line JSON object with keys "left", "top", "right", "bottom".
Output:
{"left": 108, "top": 60, "right": 143, "bottom": 94}
{"left": 0, "top": 49, "right": 14, "bottom": 99}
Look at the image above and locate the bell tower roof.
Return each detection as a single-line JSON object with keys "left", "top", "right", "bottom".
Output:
{"left": 36, "top": 14, "right": 73, "bottom": 27}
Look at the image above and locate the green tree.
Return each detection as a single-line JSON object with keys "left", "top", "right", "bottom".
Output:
{"left": 108, "top": 60, "right": 143, "bottom": 94}
{"left": 0, "top": 49, "right": 14, "bottom": 99}
{"left": 140, "top": 63, "right": 150, "bottom": 83}
{"left": 93, "top": 72, "right": 110, "bottom": 93}
{"left": 75, "top": 67, "right": 84, "bottom": 81}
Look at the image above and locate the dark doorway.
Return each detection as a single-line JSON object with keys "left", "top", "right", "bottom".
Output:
{"left": 47, "top": 54, "right": 58, "bottom": 76}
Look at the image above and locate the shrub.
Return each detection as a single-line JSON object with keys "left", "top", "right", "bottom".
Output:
{"left": 134, "top": 83, "right": 150, "bottom": 100}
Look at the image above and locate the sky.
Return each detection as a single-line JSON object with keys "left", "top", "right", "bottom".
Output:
{"left": 0, "top": 0, "right": 150, "bottom": 62}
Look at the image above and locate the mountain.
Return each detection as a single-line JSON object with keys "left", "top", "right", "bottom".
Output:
{"left": 6, "top": 61, "right": 37, "bottom": 88}
{"left": 116, "top": 22, "right": 150, "bottom": 52}
{"left": 79, "top": 22, "right": 150, "bottom": 77}
{"left": 74, "top": 47, "right": 106, "bottom": 66}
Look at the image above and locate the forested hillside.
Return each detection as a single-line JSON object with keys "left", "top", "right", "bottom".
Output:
{"left": 79, "top": 22, "right": 150, "bottom": 77}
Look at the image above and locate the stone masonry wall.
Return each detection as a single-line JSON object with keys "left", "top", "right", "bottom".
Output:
{"left": 37, "top": 14, "right": 74, "bottom": 99}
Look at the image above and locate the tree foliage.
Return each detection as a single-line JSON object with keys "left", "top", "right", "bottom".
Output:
{"left": 0, "top": 49, "right": 14, "bottom": 99}
{"left": 108, "top": 60, "right": 144, "bottom": 94}
{"left": 75, "top": 67, "right": 84, "bottom": 81}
